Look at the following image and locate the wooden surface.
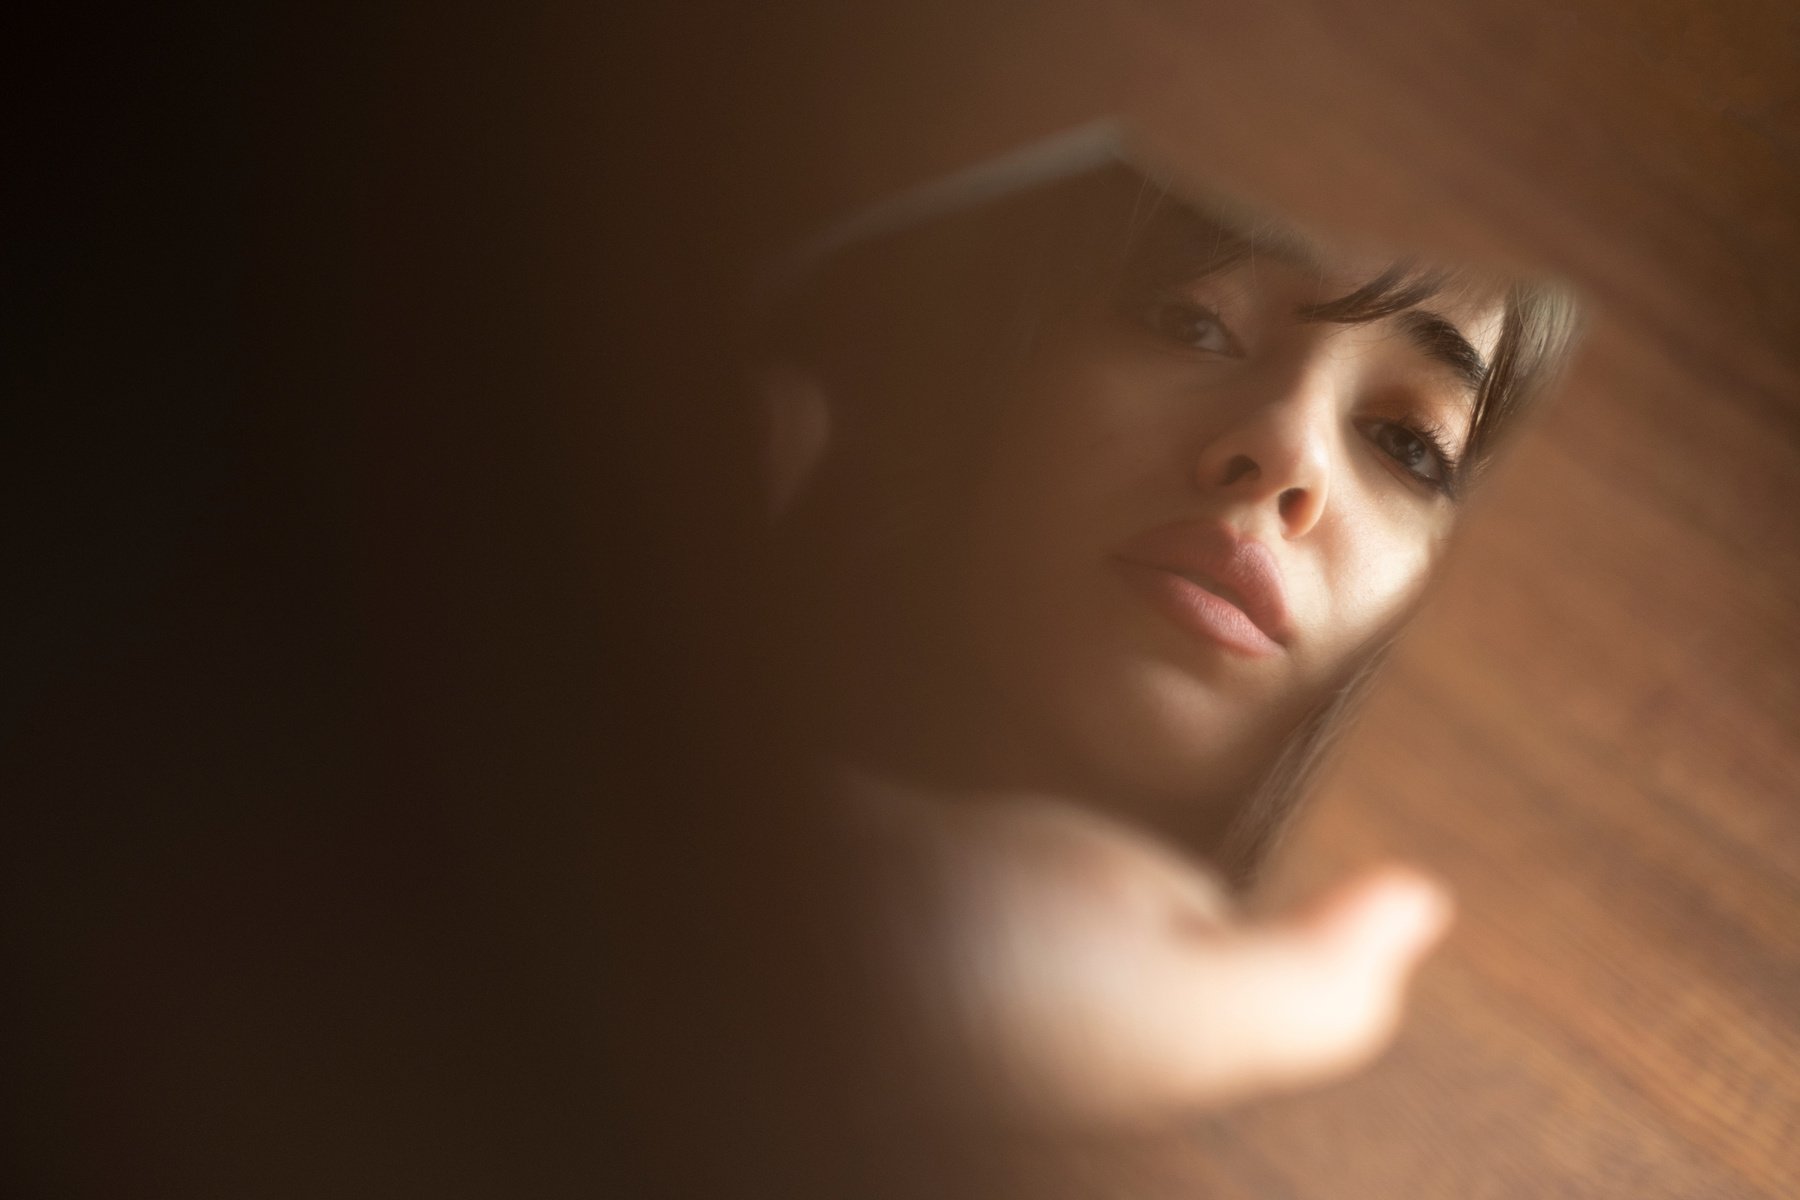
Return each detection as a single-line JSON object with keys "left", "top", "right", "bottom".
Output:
{"left": 1135, "top": 4, "right": 1800, "bottom": 1196}
{"left": 764, "top": 1, "right": 1800, "bottom": 1195}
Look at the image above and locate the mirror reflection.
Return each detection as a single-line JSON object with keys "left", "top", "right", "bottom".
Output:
{"left": 743, "top": 145, "right": 1578, "bottom": 1124}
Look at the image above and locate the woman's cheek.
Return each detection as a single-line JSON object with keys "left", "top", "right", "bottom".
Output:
{"left": 1329, "top": 525, "right": 1440, "bottom": 656}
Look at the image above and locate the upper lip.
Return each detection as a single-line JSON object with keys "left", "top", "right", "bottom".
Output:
{"left": 1113, "top": 521, "right": 1295, "bottom": 645}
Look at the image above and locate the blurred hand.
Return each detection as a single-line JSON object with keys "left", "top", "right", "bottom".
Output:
{"left": 856, "top": 783, "right": 1452, "bottom": 1127}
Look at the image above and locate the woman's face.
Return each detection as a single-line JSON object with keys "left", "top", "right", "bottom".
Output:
{"left": 949, "top": 237, "right": 1506, "bottom": 822}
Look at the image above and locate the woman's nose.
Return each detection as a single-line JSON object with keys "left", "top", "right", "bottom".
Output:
{"left": 1191, "top": 380, "right": 1333, "bottom": 540}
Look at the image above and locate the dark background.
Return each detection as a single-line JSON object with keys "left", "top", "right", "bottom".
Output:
{"left": 11, "top": 6, "right": 826, "bottom": 1195}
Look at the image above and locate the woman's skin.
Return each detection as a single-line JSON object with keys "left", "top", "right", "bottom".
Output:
{"left": 857, "top": 781, "right": 1451, "bottom": 1126}
{"left": 768, "top": 218, "right": 1500, "bottom": 1123}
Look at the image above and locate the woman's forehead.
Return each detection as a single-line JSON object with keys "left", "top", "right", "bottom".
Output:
{"left": 1136, "top": 187, "right": 1500, "bottom": 300}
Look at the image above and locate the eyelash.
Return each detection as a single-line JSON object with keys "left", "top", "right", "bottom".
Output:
{"left": 1134, "top": 293, "right": 1464, "bottom": 499}
{"left": 1360, "top": 417, "right": 1461, "bottom": 498}
{"left": 1135, "top": 296, "right": 1242, "bottom": 356}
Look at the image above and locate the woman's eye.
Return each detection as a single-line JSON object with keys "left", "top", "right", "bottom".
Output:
{"left": 1138, "top": 298, "right": 1241, "bottom": 356}
{"left": 1363, "top": 420, "right": 1457, "bottom": 494}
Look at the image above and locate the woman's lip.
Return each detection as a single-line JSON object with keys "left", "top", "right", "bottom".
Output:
{"left": 1111, "top": 560, "right": 1284, "bottom": 658}
{"left": 1111, "top": 522, "right": 1295, "bottom": 650}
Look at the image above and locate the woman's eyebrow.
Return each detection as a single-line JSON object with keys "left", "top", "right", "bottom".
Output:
{"left": 1396, "top": 309, "right": 1488, "bottom": 397}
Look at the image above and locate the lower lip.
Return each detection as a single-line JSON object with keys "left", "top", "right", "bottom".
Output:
{"left": 1111, "top": 560, "right": 1283, "bottom": 659}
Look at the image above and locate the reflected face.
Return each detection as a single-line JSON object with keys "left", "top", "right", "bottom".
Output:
{"left": 954, "top": 239, "right": 1505, "bottom": 816}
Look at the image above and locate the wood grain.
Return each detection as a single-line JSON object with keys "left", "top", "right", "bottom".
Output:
{"left": 1119, "top": 4, "right": 1800, "bottom": 1195}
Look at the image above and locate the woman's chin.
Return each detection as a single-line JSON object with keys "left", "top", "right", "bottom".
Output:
{"left": 1035, "top": 660, "right": 1292, "bottom": 817}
